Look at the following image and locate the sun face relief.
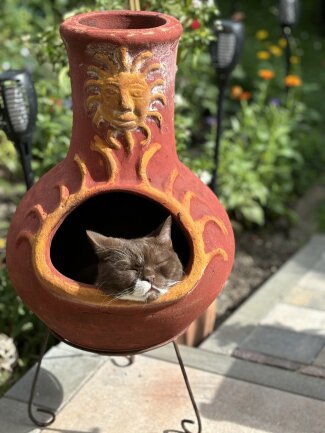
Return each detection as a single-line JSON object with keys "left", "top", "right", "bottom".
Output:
{"left": 101, "top": 73, "right": 151, "bottom": 130}
{"left": 85, "top": 47, "right": 166, "bottom": 153}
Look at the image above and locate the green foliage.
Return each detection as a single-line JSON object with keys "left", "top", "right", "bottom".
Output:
{"left": 0, "top": 265, "right": 54, "bottom": 396}
{"left": 317, "top": 201, "right": 325, "bottom": 233}
{"left": 218, "top": 85, "right": 304, "bottom": 225}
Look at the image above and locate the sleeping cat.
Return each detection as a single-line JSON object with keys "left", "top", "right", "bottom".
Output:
{"left": 86, "top": 216, "right": 183, "bottom": 302}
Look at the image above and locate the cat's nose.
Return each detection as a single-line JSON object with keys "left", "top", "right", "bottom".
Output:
{"left": 144, "top": 275, "right": 155, "bottom": 284}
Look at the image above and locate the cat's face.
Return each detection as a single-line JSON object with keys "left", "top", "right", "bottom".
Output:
{"left": 86, "top": 217, "right": 183, "bottom": 302}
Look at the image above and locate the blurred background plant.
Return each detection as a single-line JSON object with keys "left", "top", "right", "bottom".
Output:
{"left": 1, "top": 0, "right": 325, "bottom": 394}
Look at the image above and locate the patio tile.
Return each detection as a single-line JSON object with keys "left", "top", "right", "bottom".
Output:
{"left": 0, "top": 397, "right": 40, "bottom": 433}
{"left": 261, "top": 303, "right": 325, "bottom": 337}
{"left": 200, "top": 313, "right": 258, "bottom": 355}
{"left": 239, "top": 325, "right": 325, "bottom": 364}
{"left": 297, "top": 257, "right": 325, "bottom": 292}
{"left": 284, "top": 286, "right": 325, "bottom": 310}
{"left": 41, "top": 354, "right": 325, "bottom": 433}
{"left": 314, "top": 346, "right": 325, "bottom": 368}
{"left": 5, "top": 343, "right": 106, "bottom": 411}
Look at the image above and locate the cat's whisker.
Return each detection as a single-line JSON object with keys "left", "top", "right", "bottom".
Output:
{"left": 106, "top": 287, "right": 136, "bottom": 305}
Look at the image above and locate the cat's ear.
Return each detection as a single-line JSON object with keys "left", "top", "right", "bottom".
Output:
{"left": 156, "top": 216, "right": 172, "bottom": 246}
{"left": 86, "top": 230, "right": 123, "bottom": 256}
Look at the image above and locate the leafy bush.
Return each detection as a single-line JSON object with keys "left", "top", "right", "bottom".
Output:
{"left": 217, "top": 82, "right": 305, "bottom": 225}
{"left": 0, "top": 265, "right": 55, "bottom": 395}
{"left": 211, "top": 25, "right": 320, "bottom": 225}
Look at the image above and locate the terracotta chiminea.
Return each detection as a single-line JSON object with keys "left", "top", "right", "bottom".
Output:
{"left": 6, "top": 11, "right": 235, "bottom": 354}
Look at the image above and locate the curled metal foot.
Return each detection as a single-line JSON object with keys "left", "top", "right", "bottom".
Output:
{"left": 173, "top": 341, "right": 202, "bottom": 433}
{"left": 28, "top": 328, "right": 56, "bottom": 427}
{"left": 111, "top": 355, "right": 135, "bottom": 367}
{"left": 28, "top": 405, "right": 56, "bottom": 427}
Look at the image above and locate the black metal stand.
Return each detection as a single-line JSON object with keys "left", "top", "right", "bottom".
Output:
{"left": 17, "top": 139, "right": 34, "bottom": 190}
{"left": 282, "top": 24, "right": 292, "bottom": 93}
{"left": 28, "top": 327, "right": 202, "bottom": 432}
{"left": 28, "top": 328, "right": 55, "bottom": 427}
{"left": 210, "top": 75, "right": 228, "bottom": 195}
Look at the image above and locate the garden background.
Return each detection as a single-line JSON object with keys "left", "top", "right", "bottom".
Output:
{"left": 0, "top": 0, "right": 324, "bottom": 395}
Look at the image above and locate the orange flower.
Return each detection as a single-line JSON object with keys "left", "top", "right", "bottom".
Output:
{"left": 285, "top": 74, "right": 302, "bottom": 87}
{"left": 239, "top": 91, "right": 251, "bottom": 101}
{"left": 231, "top": 85, "right": 243, "bottom": 99}
{"left": 259, "top": 69, "right": 275, "bottom": 80}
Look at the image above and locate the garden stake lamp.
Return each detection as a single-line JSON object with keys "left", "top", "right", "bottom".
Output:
{"left": 210, "top": 19, "right": 244, "bottom": 193}
{"left": 0, "top": 70, "right": 37, "bottom": 190}
{"left": 279, "top": 0, "right": 299, "bottom": 78}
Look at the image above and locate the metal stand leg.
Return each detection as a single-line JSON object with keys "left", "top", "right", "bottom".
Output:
{"left": 28, "top": 327, "right": 56, "bottom": 427}
{"left": 111, "top": 355, "right": 135, "bottom": 367}
{"left": 27, "top": 329, "right": 200, "bottom": 432}
{"left": 173, "top": 341, "right": 202, "bottom": 433}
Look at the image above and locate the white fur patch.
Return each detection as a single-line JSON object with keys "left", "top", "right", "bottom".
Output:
{"left": 119, "top": 279, "right": 179, "bottom": 302}
{"left": 119, "top": 279, "right": 151, "bottom": 302}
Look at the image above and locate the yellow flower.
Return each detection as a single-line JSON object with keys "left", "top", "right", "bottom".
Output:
{"left": 278, "top": 38, "right": 287, "bottom": 48}
{"left": 290, "top": 55, "right": 300, "bottom": 64}
{"left": 257, "top": 50, "right": 270, "bottom": 60}
{"left": 256, "top": 30, "right": 269, "bottom": 40}
{"left": 0, "top": 239, "right": 5, "bottom": 249}
{"left": 259, "top": 69, "right": 275, "bottom": 80}
{"left": 269, "top": 45, "right": 282, "bottom": 57}
{"left": 285, "top": 75, "right": 302, "bottom": 87}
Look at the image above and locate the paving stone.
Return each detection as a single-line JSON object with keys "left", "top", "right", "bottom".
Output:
{"left": 0, "top": 397, "right": 40, "bottom": 433}
{"left": 261, "top": 303, "right": 325, "bottom": 337}
{"left": 284, "top": 286, "right": 325, "bottom": 310}
{"left": 40, "top": 354, "right": 325, "bottom": 433}
{"left": 232, "top": 347, "right": 301, "bottom": 371}
{"left": 5, "top": 343, "right": 106, "bottom": 411}
{"left": 298, "top": 257, "right": 325, "bottom": 292}
{"left": 240, "top": 325, "right": 325, "bottom": 364}
{"left": 314, "top": 346, "right": 325, "bottom": 368}
{"left": 299, "top": 365, "right": 325, "bottom": 379}
{"left": 200, "top": 313, "right": 258, "bottom": 355}
{"left": 147, "top": 345, "right": 325, "bottom": 401}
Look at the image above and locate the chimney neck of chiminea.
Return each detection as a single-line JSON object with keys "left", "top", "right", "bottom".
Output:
{"left": 60, "top": 11, "right": 183, "bottom": 171}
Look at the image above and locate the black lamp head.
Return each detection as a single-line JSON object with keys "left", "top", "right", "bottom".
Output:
{"left": 210, "top": 19, "right": 244, "bottom": 76}
{"left": 0, "top": 70, "right": 37, "bottom": 145}
{"left": 279, "top": 0, "right": 300, "bottom": 27}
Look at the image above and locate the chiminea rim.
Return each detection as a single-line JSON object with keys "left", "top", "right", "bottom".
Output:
{"left": 60, "top": 10, "right": 183, "bottom": 43}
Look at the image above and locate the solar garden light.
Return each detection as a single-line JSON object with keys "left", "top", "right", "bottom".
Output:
{"left": 279, "top": 0, "right": 300, "bottom": 77}
{"left": 0, "top": 70, "right": 37, "bottom": 190}
{"left": 209, "top": 19, "right": 244, "bottom": 194}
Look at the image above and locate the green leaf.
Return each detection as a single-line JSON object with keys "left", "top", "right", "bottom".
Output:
{"left": 241, "top": 204, "right": 265, "bottom": 225}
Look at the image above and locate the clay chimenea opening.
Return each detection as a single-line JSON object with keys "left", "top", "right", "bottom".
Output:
{"left": 79, "top": 13, "right": 167, "bottom": 30}
{"left": 50, "top": 191, "right": 191, "bottom": 285}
